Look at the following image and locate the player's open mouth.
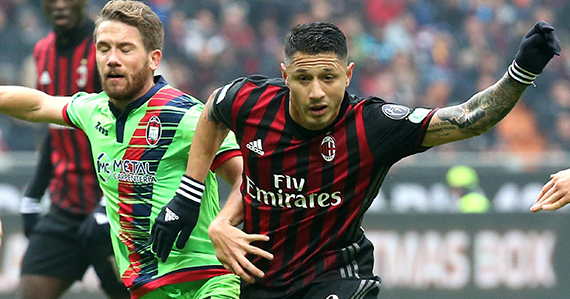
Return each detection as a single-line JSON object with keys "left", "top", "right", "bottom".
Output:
{"left": 310, "top": 105, "right": 327, "bottom": 115}
{"left": 107, "top": 74, "right": 125, "bottom": 80}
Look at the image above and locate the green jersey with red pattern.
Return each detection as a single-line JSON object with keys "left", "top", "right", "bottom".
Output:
{"left": 63, "top": 76, "right": 240, "bottom": 298}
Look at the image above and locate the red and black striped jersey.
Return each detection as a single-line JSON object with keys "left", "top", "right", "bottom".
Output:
{"left": 33, "top": 20, "right": 102, "bottom": 215}
{"left": 213, "top": 75, "right": 437, "bottom": 298}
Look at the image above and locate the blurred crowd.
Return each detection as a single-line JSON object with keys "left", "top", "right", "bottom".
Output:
{"left": 1, "top": 0, "right": 570, "bottom": 159}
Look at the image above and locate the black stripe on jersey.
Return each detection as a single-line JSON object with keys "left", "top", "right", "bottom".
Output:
{"left": 236, "top": 83, "right": 273, "bottom": 256}
{"left": 51, "top": 128, "right": 67, "bottom": 210}
{"left": 66, "top": 52, "right": 73, "bottom": 95}
{"left": 71, "top": 131, "right": 86, "bottom": 212}
{"left": 53, "top": 56, "right": 62, "bottom": 97}
{"left": 327, "top": 108, "right": 360, "bottom": 247}
{"left": 238, "top": 84, "right": 284, "bottom": 275}
{"left": 278, "top": 140, "right": 310, "bottom": 288}
{"left": 346, "top": 166, "right": 390, "bottom": 241}
{"left": 234, "top": 84, "right": 268, "bottom": 145}
{"left": 43, "top": 39, "right": 56, "bottom": 95}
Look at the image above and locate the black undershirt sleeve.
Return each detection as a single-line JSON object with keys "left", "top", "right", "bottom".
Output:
{"left": 24, "top": 133, "right": 53, "bottom": 200}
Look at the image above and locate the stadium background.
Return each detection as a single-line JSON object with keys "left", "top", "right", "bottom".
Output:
{"left": 1, "top": 0, "right": 570, "bottom": 298}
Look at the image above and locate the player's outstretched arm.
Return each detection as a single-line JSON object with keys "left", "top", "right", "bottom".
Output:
{"left": 422, "top": 21, "right": 561, "bottom": 147}
{"left": 0, "top": 86, "right": 68, "bottom": 125}
{"left": 531, "top": 168, "right": 570, "bottom": 212}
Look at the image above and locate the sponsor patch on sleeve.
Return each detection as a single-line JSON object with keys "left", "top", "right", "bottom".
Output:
{"left": 215, "top": 83, "right": 232, "bottom": 104}
{"left": 381, "top": 104, "right": 411, "bottom": 120}
{"left": 408, "top": 108, "right": 432, "bottom": 124}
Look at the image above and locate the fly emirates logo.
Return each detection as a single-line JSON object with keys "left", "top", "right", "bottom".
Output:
{"left": 245, "top": 174, "right": 342, "bottom": 209}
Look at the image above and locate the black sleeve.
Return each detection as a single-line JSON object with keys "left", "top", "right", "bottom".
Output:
{"left": 24, "top": 133, "right": 53, "bottom": 199}
{"left": 363, "top": 98, "right": 436, "bottom": 165}
{"left": 212, "top": 77, "right": 249, "bottom": 130}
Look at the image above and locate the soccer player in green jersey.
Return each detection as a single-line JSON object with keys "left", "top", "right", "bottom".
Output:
{"left": 0, "top": 1, "right": 241, "bottom": 298}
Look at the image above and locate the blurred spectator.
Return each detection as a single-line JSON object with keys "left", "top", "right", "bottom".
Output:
{"left": 446, "top": 165, "right": 490, "bottom": 213}
{"left": 3, "top": 0, "right": 568, "bottom": 155}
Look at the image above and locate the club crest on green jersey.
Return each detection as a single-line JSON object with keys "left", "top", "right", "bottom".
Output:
{"left": 146, "top": 115, "right": 162, "bottom": 146}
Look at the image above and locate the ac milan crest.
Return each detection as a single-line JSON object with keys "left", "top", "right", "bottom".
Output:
{"left": 320, "top": 135, "right": 336, "bottom": 162}
{"left": 76, "top": 59, "right": 88, "bottom": 88}
{"left": 146, "top": 116, "right": 162, "bottom": 146}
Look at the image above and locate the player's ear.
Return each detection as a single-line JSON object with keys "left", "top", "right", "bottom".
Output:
{"left": 149, "top": 49, "right": 162, "bottom": 71}
{"left": 281, "top": 63, "right": 289, "bottom": 86}
{"left": 345, "top": 62, "right": 355, "bottom": 87}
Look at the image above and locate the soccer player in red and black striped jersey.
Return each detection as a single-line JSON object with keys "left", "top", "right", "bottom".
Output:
{"left": 18, "top": 0, "right": 128, "bottom": 298}
{"left": 163, "top": 21, "right": 560, "bottom": 299}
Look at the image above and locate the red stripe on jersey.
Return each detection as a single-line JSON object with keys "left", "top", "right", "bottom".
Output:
{"left": 230, "top": 82, "right": 257, "bottom": 131}
{"left": 148, "top": 87, "right": 184, "bottom": 105}
{"left": 117, "top": 125, "right": 147, "bottom": 285}
{"left": 129, "top": 268, "right": 232, "bottom": 299}
{"left": 46, "top": 35, "right": 57, "bottom": 95}
{"left": 239, "top": 84, "right": 280, "bottom": 233}
{"left": 117, "top": 87, "right": 195, "bottom": 286}
{"left": 57, "top": 56, "right": 68, "bottom": 95}
{"left": 70, "top": 38, "right": 88, "bottom": 92}
{"left": 335, "top": 103, "right": 374, "bottom": 237}
{"left": 243, "top": 182, "right": 253, "bottom": 233}
{"left": 86, "top": 43, "right": 97, "bottom": 91}
{"left": 48, "top": 129, "right": 65, "bottom": 206}
{"left": 211, "top": 149, "right": 241, "bottom": 172}
{"left": 34, "top": 35, "right": 51, "bottom": 90}
{"left": 280, "top": 136, "right": 328, "bottom": 284}
{"left": 61, "top": 103, "right": 78, "bottom": 128}
{"left": 265, "top": 143, "right": 298, "bottom": 284}
{"left": 417, "top": 108, "right": 438, "bottom": 148}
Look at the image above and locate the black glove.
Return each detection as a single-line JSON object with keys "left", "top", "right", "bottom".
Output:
{"left": 20, "top": 196, "right": 42, "bottom": 238}
{"left": 148, "top": 175, "right": 204, "bottom": 262}
{"left": 509, "top": 21, "right": 561, "bottom": 85}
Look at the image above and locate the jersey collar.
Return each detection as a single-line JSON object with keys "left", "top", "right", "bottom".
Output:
{"left": 285, "top": 91, "right": 350, "bottom": 140}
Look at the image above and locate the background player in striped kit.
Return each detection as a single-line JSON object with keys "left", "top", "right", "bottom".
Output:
{"left": 0, "top": 0, "right": 241, "bottom": 298}
{"left": 18, "top": 0, "right": 128, "bottom": 298}
{"left": 156, "top": 21, "right": 561, "bottom": 299}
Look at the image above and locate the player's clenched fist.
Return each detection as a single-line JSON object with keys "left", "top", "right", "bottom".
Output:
{"left": 508, "top": 21, "right": 561, "bottom": 85}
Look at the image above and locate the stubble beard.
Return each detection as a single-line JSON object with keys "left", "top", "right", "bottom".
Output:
{"left": 101, "top": 63, "right": 151, "bottom": 103}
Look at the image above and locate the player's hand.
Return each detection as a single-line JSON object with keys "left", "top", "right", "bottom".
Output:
{"left": 148, "top": 175, "right": 204, "bottom": 262}
{"left": 509, "top": 21, "right": 561, "bottom": 85}
{"left": 20, "top": 196, "right": 42, "bottom": 238}
{"left": 208, "top": 217, "right": 273, "bottom": 284}
{"left": 531, "top": 168, "right": 570, "bottom": 212}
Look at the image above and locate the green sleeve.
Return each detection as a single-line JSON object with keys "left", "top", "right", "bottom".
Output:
{"left": 65, "top": 91, "right": 95, "bottom": 131}
{"left": 180, "top": 103, "right": 240, "bottom": 154}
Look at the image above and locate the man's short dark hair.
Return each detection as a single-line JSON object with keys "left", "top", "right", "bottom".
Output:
{"left": 284, "top": 22, "right": 348, "bottom": 65}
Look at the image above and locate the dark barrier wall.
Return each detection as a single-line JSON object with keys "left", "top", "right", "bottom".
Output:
{"left": 363, "top": 213, "right": 565, "bottom": 299}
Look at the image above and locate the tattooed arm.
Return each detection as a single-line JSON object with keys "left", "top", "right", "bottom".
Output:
{"left": 421, "top": 74, "right": 527, "bottom": 147}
